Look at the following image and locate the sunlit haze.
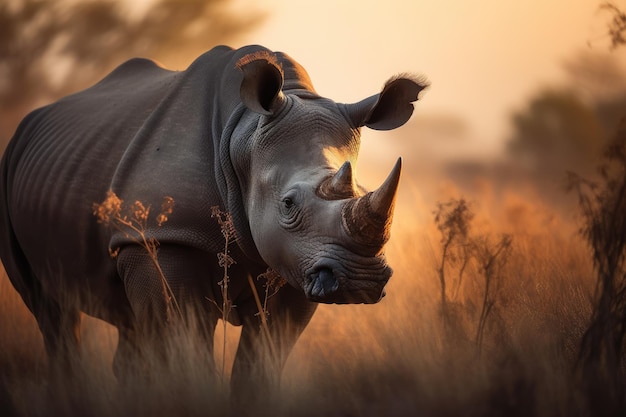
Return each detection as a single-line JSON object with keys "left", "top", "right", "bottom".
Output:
{"left": 232, "top": 1, "right": 622, "bottom": 163}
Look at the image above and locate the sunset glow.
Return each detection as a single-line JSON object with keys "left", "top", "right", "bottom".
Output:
{"left": 243, "top": 1, "right": 622, "bottom": 161}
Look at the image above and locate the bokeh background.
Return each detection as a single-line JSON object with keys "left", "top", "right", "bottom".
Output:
{"left": 3, "top": 0, "right": 626, "bottom": 217}
{"left": 3, "top": 1, "right": 625, "bottom": 185}
{"left": 1, "top": 1, "right": 626, "bottom": 416}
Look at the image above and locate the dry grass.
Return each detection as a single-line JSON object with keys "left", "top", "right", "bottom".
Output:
{"left": 0, "top": 184, "right": 609, "bottom": 416}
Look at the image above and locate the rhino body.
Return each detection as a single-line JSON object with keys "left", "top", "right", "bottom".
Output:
{"left": 0, "top": 45, "right": 426, "bottom": 390}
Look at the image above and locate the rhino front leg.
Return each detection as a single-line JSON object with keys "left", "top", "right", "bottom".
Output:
{"left": 231, "top": 284, "right": 317, "bottom": 400}
{"left": 115, "top": 245, "right": 218, "bottom": 379}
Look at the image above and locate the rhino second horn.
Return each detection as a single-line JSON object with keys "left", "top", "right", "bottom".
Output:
{"left": 318, "top": 161, "right": 357, "bottom": 199}
{"left": 330, "top": 161, "right": 355, "bottom": 196}
{"left": 342, "top": 158, "right": 402, "bottom": 250}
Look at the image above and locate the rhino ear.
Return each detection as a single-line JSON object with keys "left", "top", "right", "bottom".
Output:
{"left": 237, "top": 52, "right": 285, "bottom": 116}
{"left": 345, "top": 76, "right": 428, "bottom": 131}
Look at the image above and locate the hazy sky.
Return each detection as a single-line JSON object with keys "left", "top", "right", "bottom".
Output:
{"left": 227, "top": 0, "right": 620, "bottom": 161}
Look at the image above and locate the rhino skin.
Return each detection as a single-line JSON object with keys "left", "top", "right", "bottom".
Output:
{"left": 0, "top": 45, "right": 427, "bottom": 393}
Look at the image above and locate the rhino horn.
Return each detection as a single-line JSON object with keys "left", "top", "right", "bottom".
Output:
{"left": 342, "top": 158, "right": 402, "bottom": 249}
{"left": 369, "top": 157, "right": 402, "bottom": 220}
{"left": 317, "top": 161, "right": 358, "bottom": 199}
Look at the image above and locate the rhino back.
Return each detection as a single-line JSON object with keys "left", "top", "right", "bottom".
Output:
{"left": 0, "top": 45, "right": 257, "bottom": 305}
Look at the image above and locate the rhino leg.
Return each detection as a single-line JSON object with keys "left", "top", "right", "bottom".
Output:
{"left": 32, "top": 293, "right": 82, "bottom": 377}
{"left": 115, "top": 245, "right": 218, "bottom": 379}
{"left": 231, "top": 284, "right": 317, "bottom": 400}
{"left": 112, "top": 325, "right": 142, "bottom": 381}
{"left": 0, "top": 230, "right": 83, "bottom": 377}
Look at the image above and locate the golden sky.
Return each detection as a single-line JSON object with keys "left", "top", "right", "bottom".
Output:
{"left": 226, "top": 0, "right": 621, "bottom": 162}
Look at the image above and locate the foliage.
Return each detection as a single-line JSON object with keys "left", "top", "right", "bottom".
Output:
{"left": 601, "top": 1, "right": 626, "bottom": 49}
{"left": 568, "top": 120, "right": 626, "bottom": 412}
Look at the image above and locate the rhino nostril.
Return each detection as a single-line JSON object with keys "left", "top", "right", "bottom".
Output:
{"left": 310, "top": 267, "right": 339, "bottom": 298}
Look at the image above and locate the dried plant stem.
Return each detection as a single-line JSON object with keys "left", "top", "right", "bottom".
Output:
{"left": 451, "top": 244, "right": 471, "bottom": 301}
{"left": 437, "top": 237, "right": 451, "bottom": 325}
{"left": 474, "top": 235, "right": 512, "bottom": 356}
{"left": 247, "top": 275, "right": 275, "bottom": 357}
{"left": 219, "top": 232, "right": 230, "bottom": 380}
{"left": 210, "top": 206, "right": 237, "bottom": 381}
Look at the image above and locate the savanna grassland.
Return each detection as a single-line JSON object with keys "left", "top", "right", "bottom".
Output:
{"left": 0, "top": 174, "right": 616, "bottom": 417}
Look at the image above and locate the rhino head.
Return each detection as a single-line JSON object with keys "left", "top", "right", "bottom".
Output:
{"left": 235, "top": 52, "right": 427, "bottom": 304}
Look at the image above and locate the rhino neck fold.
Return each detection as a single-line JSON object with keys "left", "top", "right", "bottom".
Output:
{"left": 217, "top": 103, "right": 265, "bottom": 265}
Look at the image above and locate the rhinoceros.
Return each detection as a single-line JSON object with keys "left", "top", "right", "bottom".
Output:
{"left": 0, "top": 45, "right": 426, "bottom": 391}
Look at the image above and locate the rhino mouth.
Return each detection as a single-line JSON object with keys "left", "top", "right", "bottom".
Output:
{"left": 303, "top": 259, "right": 392, "bottom": 304}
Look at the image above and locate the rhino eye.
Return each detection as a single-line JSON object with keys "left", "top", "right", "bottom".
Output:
{"left": 282, "top": 197, "right": 295, "bottom": 209}
{"left": 279, "top": 192, "right": 302, "bottom": 230}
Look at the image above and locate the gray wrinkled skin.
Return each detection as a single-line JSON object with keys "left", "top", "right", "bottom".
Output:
{"left": 0, "top": 44, "right": 427, "bottom": 396}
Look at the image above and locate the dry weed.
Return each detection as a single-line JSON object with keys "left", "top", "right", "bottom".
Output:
{"left": 209, "top": 206, "right": 237, "bottom": 381}
{"left": 93, "top": 190, "right": 181, "bottom": 321}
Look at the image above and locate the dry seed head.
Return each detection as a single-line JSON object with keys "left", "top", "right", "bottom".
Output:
{"left": 258, "top": 268, "right": 286, "bottom": 292}
{"left": 156, "top": 214, "right": 168, "bottom": 227}
{"left": 132, "top": 200, "right": 150, "bottom": 225}
{"left": 210, "top": 205, "right": 222, "bottom": 218}
{"left": 211, "top": 206, "right": 237, "bottom": 241}
{"left": 93, "top": 190, "right": 123, "bottom": 225}
{"left": 157, "top": 196, "right": 175, "bottom": 226}
{"left": 217, "top": 252, "right": 236, "bottom": 268}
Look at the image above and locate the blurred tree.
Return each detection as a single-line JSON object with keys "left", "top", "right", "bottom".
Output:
{"left": 563, "top": 51, "right": 626, "bottom": 103}
{"left": 506, "top": 0, "right": 626, "bottom": 183}
{"left": 571, "top": 112, "right": 626, "bottom": 416}
{"left": 600, "top": 1, "right": 626, "bottom": 49}
{"left": 0, "top": 0, "right": 266, "bottom": 150}
{"left": 506, "top": 89, "right": 607, "bottom": 179}
{"left": 506, "top": 52, "right": 626, "bottom": 183}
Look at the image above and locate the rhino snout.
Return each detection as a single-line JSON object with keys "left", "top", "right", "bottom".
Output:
{"left": 303, "top": 259, "right": 392, "bottom": 304}
{"left": 306, "top": 267, "right": 340, "bottom": 299}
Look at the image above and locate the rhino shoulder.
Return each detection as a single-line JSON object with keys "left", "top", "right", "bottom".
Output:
{"left": 94, "top": 57, "right": 172, "bottom": 90}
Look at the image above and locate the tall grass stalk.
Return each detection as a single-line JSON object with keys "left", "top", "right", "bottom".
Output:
{"left": 210, "top": 206, "right": 237, "bottom": 381}
{"left": 250, "top": 268, "right": 286, "bottom": 358}
{"left": 473, "top": 233, "right": 513, "bottom": 355}
{"left": 247, "top": 275, "right": 274, "bottom": 355}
